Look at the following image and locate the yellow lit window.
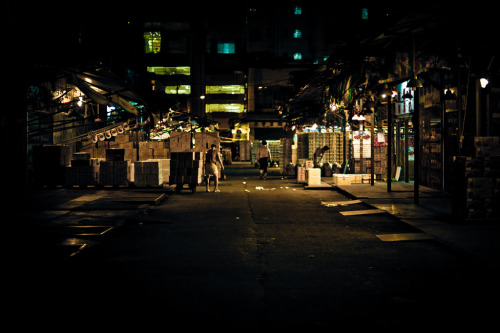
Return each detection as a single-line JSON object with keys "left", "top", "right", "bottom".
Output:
{"left": 144, "top": 32, "right": 161, "bottom": 54}
{"left": 165, "top": 85, "right": 191, "bottom": 94}
{"left": 147, "top": 66, "right": 191, "bottom": 75}
{"left": 205, "top": 103, "right": 244, "bottom": 113}
{"left": 205, "top": 85, "right": 245, "bottom": 94}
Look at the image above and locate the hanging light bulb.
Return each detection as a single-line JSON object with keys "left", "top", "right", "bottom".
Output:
{"left": 480, "top": 78, "right": 489, "bottom": 88}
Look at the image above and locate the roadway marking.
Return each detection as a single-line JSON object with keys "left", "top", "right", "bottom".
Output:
{"left": 322, "top": 199, "right": 361, "bottom": 207}
{"left": 376, "top": 233, "right": 434, "bottom": 242}
{"left": 340, "top": 209, "right": 386, "bottom": 216}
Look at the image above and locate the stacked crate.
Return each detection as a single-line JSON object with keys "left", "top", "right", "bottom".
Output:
{"left": 280, "top": 138, "right": 294, "bottom": 175}
{"left": 238, "top": 140, "right": 251, "bottom": 161}
{"left": 138, "top": 140, "right": 169, "bottom": 161}
{"left": 134, "top": 159, "right": 169, "bottom": 187}
{"left": 80, "top": 131, "right": 144, "bottom": 162}
{"left": 98, "top": 149, "right": 130, "bottom": 186}
{"left": 464, "top": 137, "right": 500, "bottom": 219}
{"left": 168, "top": 132, "right": 219, "bottom": 185}
{"left": 169, "top": 132, "right": 219, "bottom": 153}
{"left": 268, "top": 141, "right": 281, "bottom": 164}
{"left": 32, "top": 145, "right": 70, "bottom": 186}
{"left": 169, "top": 152, "right": 204, "bottom": 185}
{"left": 65, "top": 152, "right": 102, "bottom": 186}
{"left": 297, "top": 132, "right": 344, "bottom": 167}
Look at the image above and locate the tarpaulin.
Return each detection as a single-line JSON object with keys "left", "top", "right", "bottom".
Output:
{"left": 72, "top": 69, "right": 143, "bottom": 115}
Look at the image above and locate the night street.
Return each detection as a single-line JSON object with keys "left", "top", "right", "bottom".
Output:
{"left": 9, "top": 164, "right": 499, "bottom": 331}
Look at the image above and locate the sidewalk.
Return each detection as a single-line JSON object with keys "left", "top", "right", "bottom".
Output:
{"left": 319, "top": 177, "right": 500, "bottom": 268}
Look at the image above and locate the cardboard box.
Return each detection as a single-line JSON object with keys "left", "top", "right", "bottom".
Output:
{"left": 333, "top": 174, "right": 352, "bottom": 186}
{"left": 306, "top": 168, "right": 321, "bottom": 186}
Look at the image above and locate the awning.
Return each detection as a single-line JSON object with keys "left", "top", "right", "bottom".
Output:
{"left": 71, "top": 68, "right": 144, "bottom": 116}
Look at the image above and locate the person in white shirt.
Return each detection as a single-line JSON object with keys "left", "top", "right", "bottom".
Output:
{"left": 257, "top": 140, "right": 271, "bottom": 179}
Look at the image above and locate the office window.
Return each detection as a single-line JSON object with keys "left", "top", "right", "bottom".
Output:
{"left": 217, "top": 42, "right": 235, "bottom": 54}
{"left": 362, "top": 8, "right": 369, "bottom": 20}
{"left": 293, "top": 29, "right": 302, "bottom": 38}
{"left": 205, "top": 103, "right": 244, "bottom": 113}
{"left": 294, "top": 6, "right": 302, "bottom": 15}
{"left": 206, "top": 85, "right": 245, "bottom": 94}
{"left": 144, "top": 32, "right": 161, "bottom": 54}
{"left": 293, "top": 53, "right": 302, "bottom": 60}
{"left": 165, "top": 85, "right": 191, "bottom": 94}
{"left": 146, "top": 66, "right": 191, "bottom": 76}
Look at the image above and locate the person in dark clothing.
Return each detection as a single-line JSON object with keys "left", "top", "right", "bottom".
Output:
{"left": 313, "top": 145, "right": 329, "bottom": 168}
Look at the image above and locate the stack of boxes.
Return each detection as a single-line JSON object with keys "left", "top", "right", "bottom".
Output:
{"left": 237, "top": 140, "right": 251, "bottom": 161}
{"left": 98, "top": 148, "right": 130, "bottom": 186}
{"left": 297, "top": 132, "right": 344, "bottom": 167}
{"left": 32, "top": 145, "right": 70, "bottom": 186}
{"left": 280, "top": 138, "right": 295, "bottom": 175}
{"left": 296, "top": 160, "right": 313, "bottom": 183}
{"left": 134, "top": 160, "right": 168, "bottom": 187}
{"left": 169, "top": 132, "right": 219, "bottom": 153}
{"left": 80, "top": 131, "right": 143, "bottom": 162}
{"left": 168, "top": 132, "right": 219, "bottom": 186}
{"left": 65, "top": 152, "right": 101, "bottom": 186}
{"left": 464, "top": 137, "right": 500, "bottom": 219}
{"left": 169, "top": 152, "right": 204, "bottom": 185}
{"left": 138, "top": 141, "right": 169, "bottom": 160}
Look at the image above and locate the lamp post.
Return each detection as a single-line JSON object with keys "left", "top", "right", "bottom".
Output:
{"left": 381, "top": 85, "right": 393, "bottom": 192}
{"left": 407, "top": 76, "right": 423, "bottom": 204}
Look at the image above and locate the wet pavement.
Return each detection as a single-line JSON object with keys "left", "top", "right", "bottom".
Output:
{"left": 6, "top": 163, "right": 500, "bottom": 330}
{"left": 321, "top": 179, "right": 500, "bottom": 269}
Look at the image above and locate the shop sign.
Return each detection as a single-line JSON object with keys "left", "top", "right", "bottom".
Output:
{"left": 396, "top": 81, "right": 414, "bottom": 116}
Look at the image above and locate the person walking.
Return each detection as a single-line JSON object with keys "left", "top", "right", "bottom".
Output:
{"left": 205, "top": 144, "right": 224, "bottom": 192}
{"left": 257, "top": 140, "right": 271, "bottom": 179}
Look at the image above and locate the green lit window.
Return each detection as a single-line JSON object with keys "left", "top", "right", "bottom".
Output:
{"left": 146, "top": 66, "right": 191, "bottom": 75}
{"left": 144, "top": 32, "right": 161, "bottom": 54}
{"left": 362, "top": 8, "right": 368, "bottom": 20}
{"left": 294, "top": 6, "right": 302, "bottom": 15}
{"left": 293, "top": 53, "right": 302, "bottom": 60}
{"left": 293, "top": 29, "right": 302, "bottom": 38}
{"left": 217, "top": 42, "right": 235, "bottom": 54}
{"left": 206, "top": 85, "right": 245, "bottom": 94}
{"left": 206, "top": 104, "right": 244, "bottom": 113}
{"left": 165, "top": 85, "right": 191, "bottom": 94}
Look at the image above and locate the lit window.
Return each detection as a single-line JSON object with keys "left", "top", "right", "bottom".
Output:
{"left": 144, "top": 32, "right": 161, "bottom": 54}
{"left": 217, "top": 42, "right": 235, "bottom": 54}
{"left": 205, "top": 104, "right": 244, "bottom": 113}
{"left": 362, "top": 8, "right": 369, "bottom": 20}
{"left": 165, "top": 85, "right": 191, "bottom": 94}
{"left": 206, "top": 85, "right": 245, "bottom": 94}
{"left": 293, "top": 29, "right": 302, "bottom": 38}
{"left": 146, "top": 66, "right": 191, "bottom": 75}
{"left": 294, "top": 6, "right": 302, "bottom": 15}
{"left": 293, "top": 53, "right": 302, "bottom": 60}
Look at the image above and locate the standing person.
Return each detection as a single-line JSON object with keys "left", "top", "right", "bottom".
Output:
{"left": 313, "top": 145, "right": 329, "bottom": 168}
{"left": 257, "top": 140, "right": 271, "bottom": 179}
{"left": 205, "top": 144, "right": 224, "bottom": 192}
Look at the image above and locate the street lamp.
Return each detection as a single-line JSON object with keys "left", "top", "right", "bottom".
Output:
{"left": 480, "top": 77, "right": 489, "bottom": 88}
{"left": 406, "top": 75, "right": 423, "bottom": 89}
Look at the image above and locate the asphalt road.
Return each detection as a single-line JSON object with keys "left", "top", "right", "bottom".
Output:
{"left": 9, "top": 164, "right": 500, "bottom": 331}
